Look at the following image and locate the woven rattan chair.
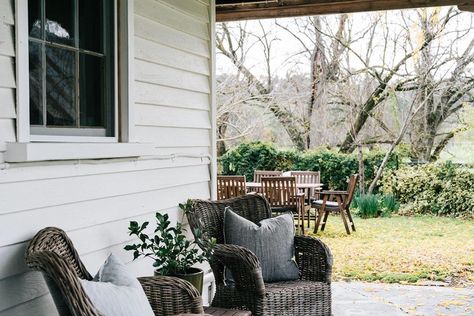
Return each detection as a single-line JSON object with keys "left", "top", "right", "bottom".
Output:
{"left": 217, "top": 175, "right": 247, "bottom": 200}
{"left": 25, "top": 227, "right": 204, "bottom": 316}
{"left": 188, "top": 194, "right": 332, "bottom": 316}
{"left": 312, "top": 174, "right": 359, "bottom": 235}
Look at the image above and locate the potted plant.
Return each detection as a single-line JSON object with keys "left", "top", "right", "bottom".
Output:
{"left": 124, "top": 201, "right": 215, "bottom": 294}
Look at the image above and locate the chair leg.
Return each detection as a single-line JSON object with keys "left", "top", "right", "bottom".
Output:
{"left": 320, "top": 210, "right": 330, "bottom": 231}
{"left": 313, "top": 195, "right": 328, "bottom": 234}
{"left": 306, "top": 207, "right": 310, "bottom": 228}
{"left": 346, "top": 207, "right": 356, "bottom": 231}
{"left": 336, "top": 196, "right": 351, "bottom": 234}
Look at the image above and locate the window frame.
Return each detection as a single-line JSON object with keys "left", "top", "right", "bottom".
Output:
{"left": 16, "top": 0, "right": 120, "bottom": 143}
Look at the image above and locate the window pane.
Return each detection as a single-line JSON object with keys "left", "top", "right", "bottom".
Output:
{"left": 29, "top": 41, "right": 43, "bottom": 125}
{"left": 28, "top": 0, "right": 42, "bottom": 39}
{"left": 46, "top": 46, "right": 76, "bottom": 126}
{"left": 80, "top": 54, "right": 104, "bottom": 127}
{"left": 45, "top": 0, "right": 75, "bottom": 46}
{"left": 79, "top": 0, "right": 103, "bottom": 53}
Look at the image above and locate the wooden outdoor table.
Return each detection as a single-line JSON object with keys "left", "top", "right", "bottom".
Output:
{"left": 246, "top": 182, "right": 323, "bottom": 190}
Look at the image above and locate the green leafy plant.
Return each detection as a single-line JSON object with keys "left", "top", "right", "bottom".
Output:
{"left": 220, "top": 141, "right": 400, "bottom": 191}
{"left": 380, "top": 194, "right": 399, "bottom": 217}
{"left": 355, "top": 194, "right": 380, "bottom": 218}
{"left": 382, "top": 162, "right": 474, "bottom": 218}
{"left": 124, "top": 211, "right": 216, "bottom": 276}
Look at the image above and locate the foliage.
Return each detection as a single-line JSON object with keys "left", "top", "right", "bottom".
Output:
{"left": 309, "top": 215, "right": 474, "bottom": 285}
{"left": 220, "top": 141, "right": 399, "bottom": 190}
{"left": 124, "top": 212, "right": 216, "bottom": 275}
{"left": 380, "top": 194, "right": 400, "bottom": 217}
{"left": 355, "top": 194, "right": 380, "bottom": 218}
{"left": 382, "top": 161, "right": 474, "bottom": 218}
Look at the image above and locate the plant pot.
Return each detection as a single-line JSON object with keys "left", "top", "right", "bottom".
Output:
{"left": 155, "top": 267, "right": 204, "bottom": 295}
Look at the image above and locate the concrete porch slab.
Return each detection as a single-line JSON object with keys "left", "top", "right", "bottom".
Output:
{"left": 332, "top": 281, "right": 474, "bottom": 316}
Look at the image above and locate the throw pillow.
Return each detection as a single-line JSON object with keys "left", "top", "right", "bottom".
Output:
{"left": 224, "top": 208, "right": 300, "bottom": 282}
{"left": 80, "top": 253, "right": 154, "bottom": 316}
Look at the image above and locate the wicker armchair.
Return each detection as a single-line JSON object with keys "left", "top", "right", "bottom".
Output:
{"left": 188, "top": 194, "right": 332, "bottom": 316}
{"left": 25, "top": 227, "right": 204, "bottom": 316}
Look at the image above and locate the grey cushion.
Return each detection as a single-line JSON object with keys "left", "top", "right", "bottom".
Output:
{"left": 224, "top": 208, "right": 300, "bottom": 282}
{"left": 313, "top": 200, "right": 340, "bottom": 208}
{"left": 80, "top": 253, "right": 154, "bottom": 316}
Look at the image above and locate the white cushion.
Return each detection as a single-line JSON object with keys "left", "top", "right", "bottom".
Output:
{"left": 313, "top": 200, "right": 340, "bottom": 208}
{"left": 80, "top": 253, "right": 154, "bottom": 316}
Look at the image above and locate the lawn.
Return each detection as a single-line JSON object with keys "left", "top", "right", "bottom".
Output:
{"left": 308, "top": 215, "right": 474, "bottom": 286}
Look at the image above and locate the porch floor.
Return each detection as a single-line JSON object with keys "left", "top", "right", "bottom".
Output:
{"left": 333, "top": 281, "right": 473, "bottom": 315}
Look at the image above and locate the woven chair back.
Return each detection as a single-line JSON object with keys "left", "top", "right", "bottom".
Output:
{"left": 188, "top": 194, "right": 271, "bottom": 244}
{"left": 253, "top": 170, "right": 283, "bottom": 182}
{"left": 25, "top": 227, "right": 100, "bottom": 316}
{"left": 261, "top": 176, "right": 298, "bottom": 209}
{"left": 217, "top": 175, "right": 247, "bottom": 200}
{"left": 345, "top": 174, "right": 359, "bottom": 207}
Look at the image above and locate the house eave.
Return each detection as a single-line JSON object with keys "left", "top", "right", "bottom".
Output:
{"left": 216, "top": 0, "right": 474, "bottom": 22}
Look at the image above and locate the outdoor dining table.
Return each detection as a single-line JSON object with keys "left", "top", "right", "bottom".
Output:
{"left": 246, "top": 182, "right": 323, "bottom": 190}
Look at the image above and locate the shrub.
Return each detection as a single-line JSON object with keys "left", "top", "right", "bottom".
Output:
{"left": 382, "top": 162, "right": 474, "bottom": 218}
{"left": 219, "top": 141, "right": 300, "bottom": 181}
{"left": 381, "top": 194, "right": 399, "bottom": 217}
{"left": 220, "top": 141, "right": 400, "bottom": 190}
{"left": 355, "top": 194, "right": 380, "bottom": 218}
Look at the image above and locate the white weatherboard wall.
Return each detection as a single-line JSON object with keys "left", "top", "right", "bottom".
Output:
{"left": 0, "top": 0, "right": 215, "bottom": 315}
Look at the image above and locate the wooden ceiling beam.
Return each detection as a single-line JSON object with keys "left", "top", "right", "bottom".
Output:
{"left": 458, "top": 4, "right": 474, "bottom": 11}
{"left": 216, "top": 0, "right": 474, "bottom": 21}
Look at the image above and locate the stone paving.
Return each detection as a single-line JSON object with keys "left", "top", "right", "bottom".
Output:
{"left": 332, "top": 281, "right": 474, "bottom": 316}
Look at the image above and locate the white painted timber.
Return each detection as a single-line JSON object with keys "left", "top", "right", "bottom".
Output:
{"left": 159, "top": 0, "right": 210, "bottom": 22}
{"left": 0, "top": 0, "right": 214, "bottom": 314}
{"left": 0, "top": 0, "right": 14, "bottom": 26}
{"left": 135, "top": 103, "right": 211, "bottom": 129}
{"left": 135, "top": 37, "right": 210, "bottom": 75}
{"left": 0, "top": 56, "right": 15, "bottom": 88}
{"left": 135, "top": 81, "right": 210, "bottom": 110}
{"left": 134, "top": 15, "right": 210, "bottom": 58}
{"left": 0, "top": 24, "right": 14, "bottom": 57}
{"left": 4, "top": 142, "right": 156, "bottom": 162}
{"left": 134, "top": 0, "right": 209, "bottom": 41}
{"left": 134, "top": 59, "right": 211, "bottom": 94}
{"left": 134, "top": 127, "right": 211, "bottom": 147}
{"left": 0, "top": 164, "right": 210, "bottom": 214}
{"left": 0, "top": 88, "right": 16, "bottom": 119}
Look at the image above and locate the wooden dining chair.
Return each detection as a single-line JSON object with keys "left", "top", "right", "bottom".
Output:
{"left": 312, "top": 174, "right": 359, "bottom": 235}
{"left": 253, "top": 170, "right": 283, "bottom": 182}
{"left": 261, "top": 176, "right": 306, "bottom": 235}
{"left": 217, "top": 175, "right": 247, "bottom": 200}
{"left": 290, "top": 171, "right": 321, "bottom": 228}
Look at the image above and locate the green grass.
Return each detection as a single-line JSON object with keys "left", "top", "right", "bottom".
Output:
{"left": 308, "top": 215, "right": 474, "bottom": 286}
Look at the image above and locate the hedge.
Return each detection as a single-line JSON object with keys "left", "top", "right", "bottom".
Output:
{"left": 219, "top": 141, "right": 399, "bottom": 191}
{"left": 382, "top": 162, "right": 474, "bottom": 218}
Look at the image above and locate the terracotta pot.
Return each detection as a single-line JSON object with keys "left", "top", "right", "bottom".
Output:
{"left": 155, "top": 267, "right": 204, "bottom": 295}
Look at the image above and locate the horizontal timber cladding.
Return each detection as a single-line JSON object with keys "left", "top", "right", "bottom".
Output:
{"left": 0, "top": 0, "right": 213, "bottom": 315}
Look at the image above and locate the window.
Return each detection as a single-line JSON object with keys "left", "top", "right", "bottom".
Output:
{"left": 27, "top": 0, "right": 115, "bottom": 138}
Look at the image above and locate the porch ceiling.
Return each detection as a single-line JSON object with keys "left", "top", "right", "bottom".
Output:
{"left": 216, "top": 0, "right": 474, "bottom": 21}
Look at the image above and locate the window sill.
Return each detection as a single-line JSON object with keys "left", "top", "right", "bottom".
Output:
{"left": 5, "top": 142, "right": 156, "bottom": 162}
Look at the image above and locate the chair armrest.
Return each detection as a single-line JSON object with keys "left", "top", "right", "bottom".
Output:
{"left": 138, "top": 276, "right": 204, "bottom": 316}
{"left": 211, "top": 244, "right": 265, "bottom": 296}
{"left": 294, "top": 236, "right": 333, "bottom": 283}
